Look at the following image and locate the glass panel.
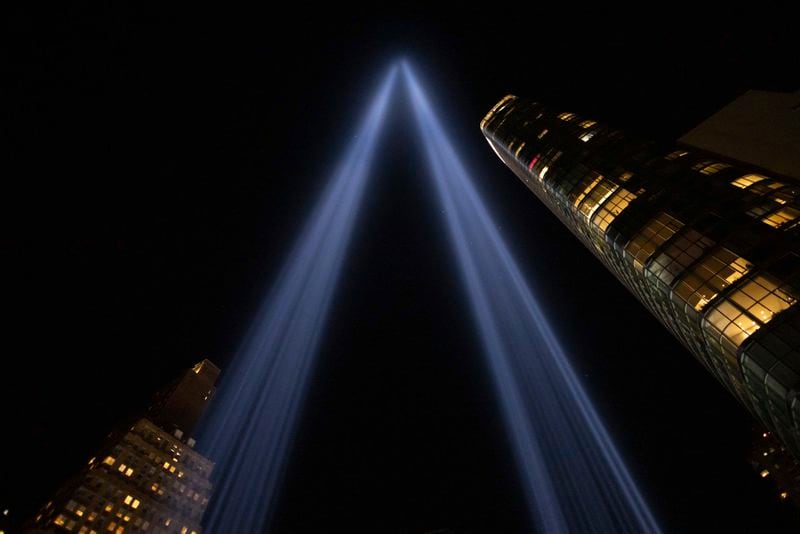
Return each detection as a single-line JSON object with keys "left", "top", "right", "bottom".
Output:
{"left": 731, "top": 174, "right": 767, "bottom": 189}
{"left": 592, "top": 188, "right": 638, "bottom": 233}
{"left": 625, "top": 212, "right": 684, "bottom": 271}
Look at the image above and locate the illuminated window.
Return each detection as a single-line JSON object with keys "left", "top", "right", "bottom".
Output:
{"left": 558, "top": 112, "right": 576, "bottom": 121}
{"left": 124, "top": 467, "right": 134, "bottom": 477}
{"left": 573, "top": 173, "right": 604, "bottom": 208}
{"left": 88, "top": 512, "right": 97, "bottom": 521}
{"left": 731, "top": 174, "right": 767, "bottom": 189}
{"left": 117, "top": 463, "right": 127, "bottom": 473}
{"left": 619, "top": 171, "right": 634, "bottom": 182}
{"left": 665, "top": 150, "right": 689, "bottom": 160}
{"left": 132, "top": 499, "right": 140, "bottom": 510}
{"left": 107, "top": 522, "right": 117, "bottom": 532}
{"left": 514, "top": 142, "right": 526, "bottom": 157}
{"left": 102, "top": 456, "right": 115, "bottom": 466}
{"left": 150, "top": 483, "right": 159, "bottom": 492}
{"left": 762, "top": 207, "right": 800, "bottom": 229}
{"left": 165, "top": 519, "right": 172, "bottom": 526}
{"left": 704, "top": 274, "right": 796, "bottom": 349}
{"left": 646, "top": 229, "right": 715, "bottom": 286}
{"left": 694, "top": 163, "right": 730, "bottom": 176}
{"left": 79, "top": 527, "right": 89, "bottom": 534}
{"left": 625, "top": 212, "right": 684, "bottom": 271}
{"left": 539, "top": 166, "right": 549, "bottom": 181}
{"left": 673, "top": 247, "right": 751, "bottom": 311}
{"left": 116, "top": 527, "right": 124, "bottom": 534}
{"left": 75, "top": 506, "right": 85, "bottom": 517}
{"left": 578, "top": 180, "right": 618, "bottom": 221}
{"left": 124, "top": 496, "right": 133, "bottom": 505}
{"left": 580, "top": 131, "right": 596, "bottom": 142}
{"left": 578, "top": 119, "right": 596, "bottom": 128}
{"left": 781, "top": 492, "right": 789, "bottom": 500}
{"left": 480, "top": 95, "right": 515, "bottom": 130}
{"left": 104, "top": 504, "right": 113, "bottom": 513}
{"left": 537, "top": 128, "right": 548, "bottom": 139}
{"left": 592, "top": 188, "right": 637, "bottom": 233}
{"left": 163, "top": 462, "right": 170, "bottom": 470}
{"left": 761, "top": 469, "right": 770, "bottom": 478}
{"left": 55, "top": 514, "right": 67, "bottom": 526}
{"left": 181, "top": 527, "right": 189, "bottom": 534}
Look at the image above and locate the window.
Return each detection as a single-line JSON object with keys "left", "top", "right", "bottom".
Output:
{"left": 625, "top": 213, "right": 684, "bottom": 271}
{"left": 578, "top": 119, "right": 596, "bottom": 128}
{"left": 705, "top": 275, "right": 796, "bottom": 350}
{"left": 539, "top": 166, "right": 549, "bottom": 181}
{"left": 731, "top": 174, "right": 767, "bottom": 189}
{"left": 592, "top": 188, "right": 637, "bottom": 233}
{"left": 665, "top": 150, "right": 689, "bottom": 160}
{"left": 693, "top": 160, "right": 731, "bottom": 175}
{"left": 124, "top": 496, "right": 133, "bottom": 505}
{"left": 618, "top": 171, "right": 634, "bottom": 182}
{"left": 102, "top": 456, "right": 115, "bottom": 466}
{"left": 124, "top": 467, "right": 134, "bottom": 477}
{"left": 646, "top": 229, "right": 714, "bottom": 286}
{"left": 117, "top": 463, "right": 127, "bottom": 473}
{"left": 580, "top": 131, "right": 596, "bottom": 142}
{"left": 762, "top": 207, "right": 800, "bottom": 229}
{"left": 54, "top": 514, "right": 67, "bottom": 526}
{"left": 673, "top": 247, "right": 752, "bottom": 311}
{"left": 558, "top": 112, "right": 576, "bottom": 121}
{"left": 514, "top": 142, "right": 526, "bottom": 157}
{"left": 132, "top": 499, "right": 140, "bottom": 510}
{"left": 573, "top": 173, "right": 604, "bottom": 208}
{"left": 578, "top": 180, "right": 619, "bottom": 221}
{"left": 537, "top": 128, "right": 548, "bottom": 139}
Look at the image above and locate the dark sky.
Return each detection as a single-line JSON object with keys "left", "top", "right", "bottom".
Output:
{"left": 4, "top": 6, "right": 800, "bottom": 533}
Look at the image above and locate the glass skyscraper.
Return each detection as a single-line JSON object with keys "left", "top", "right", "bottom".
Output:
{"left": 481, "top": 95, "right": 800, "bottom": 456}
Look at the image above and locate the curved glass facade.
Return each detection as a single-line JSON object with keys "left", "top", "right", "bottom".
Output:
{"left": 482, "top": 95, "right": 800, "bottom": 455}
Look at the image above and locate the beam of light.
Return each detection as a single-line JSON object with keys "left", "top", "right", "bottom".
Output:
{"left": 197, "top": 66, "right": 398, "bottom": 533}
{"left": 402, "top": 63, "right": 661, "bottom": 534}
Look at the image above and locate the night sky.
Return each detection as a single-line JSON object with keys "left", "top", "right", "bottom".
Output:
{"left": 4, "top": 6, "right": 800, "bottom": 533}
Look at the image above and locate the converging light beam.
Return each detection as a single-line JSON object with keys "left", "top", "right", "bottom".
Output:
{"left": 198, "top": 66, "right": 398, "bottom": 533}
{"left": 403, "top": 62, "right": 661, "bottom": 534}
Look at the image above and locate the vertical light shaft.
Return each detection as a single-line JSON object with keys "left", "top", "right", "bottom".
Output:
{"left": 198, "top": 66, "right": 397, "bottom": 533}
{"left": 403, "top": 63, "right": 660, "bottom": 534}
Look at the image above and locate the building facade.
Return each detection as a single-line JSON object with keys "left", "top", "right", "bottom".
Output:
{"left": 481, "top": 95, "right": 800, "bottom": 456}
{"left": 28, "top": 360, "right": 220, "bottom": 534}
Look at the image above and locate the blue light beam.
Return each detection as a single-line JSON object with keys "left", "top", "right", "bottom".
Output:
{"left": 403, "top": 63, "right": 661, "bottom": 534}
{"left": 198, "top": 66, "right": 398, "bottom": 533}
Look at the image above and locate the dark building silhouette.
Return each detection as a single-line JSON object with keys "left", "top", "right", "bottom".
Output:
{"left": 481, "top": 92, "right": 800, "bottom": 457}
{"left": 27, "top": 360, "right": 219, "bottom": 534}
{"left": 750, "top": 429, "right": 800, "bottom": 507}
